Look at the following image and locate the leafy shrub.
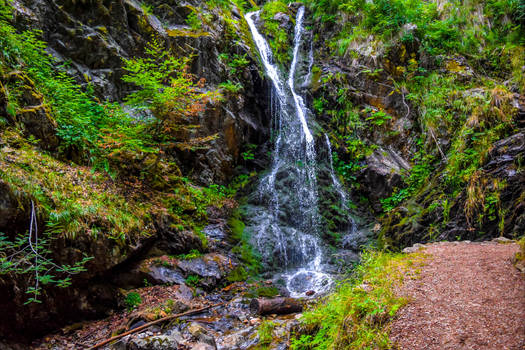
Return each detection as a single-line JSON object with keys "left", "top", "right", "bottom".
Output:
{"left": 185, "top": 274, "right": 201, "bottom": 288}
{"left": 122, "top": 38, "right": 221, "bottom": 151}
{"left": 186, "top": 11, "right": 202, "bottom": 30}
{"left": 125, "top": 291, "right": 142, "bottom": 311}
{"left": 258, "top": 320, "right": 277, "bottom": 346}
{"left": 306, "top": 0, "right": 524, "bottom": 61}
{"left": 177, "top": 249, "right": 202, "bottom": 260}
{"left": 0, "top": 230, "right": 91, "bottom": 304}
{"left": 219, "top": 80, "right": 243, "bottom": 94}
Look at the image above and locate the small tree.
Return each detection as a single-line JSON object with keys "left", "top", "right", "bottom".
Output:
{"left": 121, "top": 38, "right": 220, "bottom": 151}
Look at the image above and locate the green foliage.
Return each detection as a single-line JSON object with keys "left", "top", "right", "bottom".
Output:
{"left": 318, "top": 92, "right": 373, "bottom": 187}
{"left": 206, "top": 0, "right": 232, "bottom": 9}
{"left": 219, "top": 53, "right": 250, "bottom": 75}
{"left": 258, "top": 320, "right": 277, "bottom": 346}
{"left": 515, "top": 236, "right": 525, "bottom": 266}
{"left": 291, "top": 250, "right": 424, "bottom": 349}
{"left": 260, "top": 0, "right": 292, "bottom": 64}
{"left": 255, "top": 286, "right": 279, "bottom": 297}
{"left": 186, "top": 11, "right": 202, "bottom": 30}
{"left": 140, "top": 2, "right": 153, "bottom": 15}
{"left": 306, "top": 0, "right": 524, "bottom": 66}
{"left": 122, "top": 38, "right": 220, "bottom": 150}
{"left": 177, "top": 249, "right": 202, "bottom": 260}
{"left": 0, "top": 131, "right": 155, "bottom": 243}
{"left": 0, "top": 0, "right": 157, "bottom": 168}
{"left": 364, "top": 108, "right": 392, "bottom": 127}
{"left": 381, "top": 73, "right": 516, "bottom": 212}
{"left": 125, "top": 291, "right": 142, "bottom": 311}
{"left": 0, "top": 10, "right": 99, "bottom": 157}
{"left": 381, "top": 151, "right": 434, "bottom": 212}
{"left": 241, "top": 143, "right": 257, "bottom": 161}
{"left": 219, "top": 80, "right": 243, "bottom": 94}
{"left": 0, "top": 229, "right": 92, "bottom": 304}
{"left": 227, "top": 266, "right": 249, "bottom": 282}
{"left": 185, "top": 274, "right": 201, "bottom": 288}
{"left": 167, "top": 179, "right": 235, "bottom": 246}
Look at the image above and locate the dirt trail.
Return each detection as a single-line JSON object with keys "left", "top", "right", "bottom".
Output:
{"left": 390, "top": 241, "right": 525, "bottom": 350}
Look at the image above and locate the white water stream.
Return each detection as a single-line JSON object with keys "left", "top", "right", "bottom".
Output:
{"left": 245, "top": 8, "right": 332, "bottom": 297}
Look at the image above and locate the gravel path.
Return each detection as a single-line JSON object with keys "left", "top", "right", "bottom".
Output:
{"left": 390, "top": 241, "right": 525, "bottom": 350}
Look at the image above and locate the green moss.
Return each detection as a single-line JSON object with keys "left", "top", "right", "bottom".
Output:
{"left": 226, "top": 266, "right": 249, "bottom": 282}
{"left": 125, "top": 291, "right": 142, "bottom": 311}
{"left": 255, "top": 286, "right": 279, "bottom": 297}
{"left": 228, "top": 210, "right": 261, "bottom": 276}
{"left": 166, "top": 28, "right": 210, "bottom": 38}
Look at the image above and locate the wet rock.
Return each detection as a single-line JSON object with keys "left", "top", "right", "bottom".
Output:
{"left": 331, "top": 250, "right": 360, "bottom": 272}
{"left": 175, "top": 284, "right": 194, "bottom": 302}
{"left": 2, "top": 72, "right": 59, "bottom": 150}
{"left": 177, "top": 253, "right": 234, "bottom": 290}
{"left": 188, "top": 322, "right": 217, "bottom": 348}
{"left": 217, "top": 326, "right": 257, "bottom": 350}
{"left": 273, "top": 12, "right": 291, "bottom": 30}
{"left": 492, "top": 237, "right": 514, "bottom": 244}
{"left": 156, "top": 224, "right": 204, "bottom": 255}
{"left": 16, "top": 104, "right": 58, "bottom": 150}
{"left": 357, "top": 147, "right": 410, "bottom": 213}
{"left": 126, "top": 333, "right": 181, "bottom": 350}
{"left": 249, "top": 317, "right": 261, "bottom": 325}
{"left": 147, "top": 265, "right": 186, "bottom": 285}
{"left": 443, "top": 56, "right": 474, "bottom": 82}
{"left": 342, "top": 229, "right": 373, "bottom": 251}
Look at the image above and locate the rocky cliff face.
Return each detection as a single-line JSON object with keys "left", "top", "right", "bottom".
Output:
{"left": 306, "top": 4, "right": 524, "bottom": 245}
{"left": 11, "top": 0, "right": 271, "bottom": 184}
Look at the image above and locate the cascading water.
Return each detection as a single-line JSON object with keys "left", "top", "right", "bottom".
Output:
{"left": 245, "top": 7, "right": 333, "bottom": 297}
{"left": 325, "top": 133, "right": 357, "bottom": 235}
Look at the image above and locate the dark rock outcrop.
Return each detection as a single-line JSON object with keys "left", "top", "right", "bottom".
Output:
{"left": 381, "top": 130, "right": 525, "bottom": 247}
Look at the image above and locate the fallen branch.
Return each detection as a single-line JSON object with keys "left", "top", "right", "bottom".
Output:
{"left": 88, "top": 302, "right": 223, "bottom": 349}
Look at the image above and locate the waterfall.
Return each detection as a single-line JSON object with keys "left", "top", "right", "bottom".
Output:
{"left": 245, "top": 7, "right": 332, "bottom": 297}
{"left": 325, "top": 133, "right": 357, "bottom": 235}
{"left": 325, "top": 133, "right": 348, "bottom": 210}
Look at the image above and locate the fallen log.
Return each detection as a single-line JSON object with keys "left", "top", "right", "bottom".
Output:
{"left": 250, "top": 297, "right": 303, "bottom": 315}
{"left": 87, "top": 302, "right": 223, "bottom": 349}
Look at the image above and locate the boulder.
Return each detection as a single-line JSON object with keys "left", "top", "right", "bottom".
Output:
{"left": 176, "top": 253, "right": 235, "bottom": 290}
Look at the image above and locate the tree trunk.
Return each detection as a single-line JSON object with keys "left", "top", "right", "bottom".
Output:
{"left": 250, "top": 297, "right": 303, "bottom": 315}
